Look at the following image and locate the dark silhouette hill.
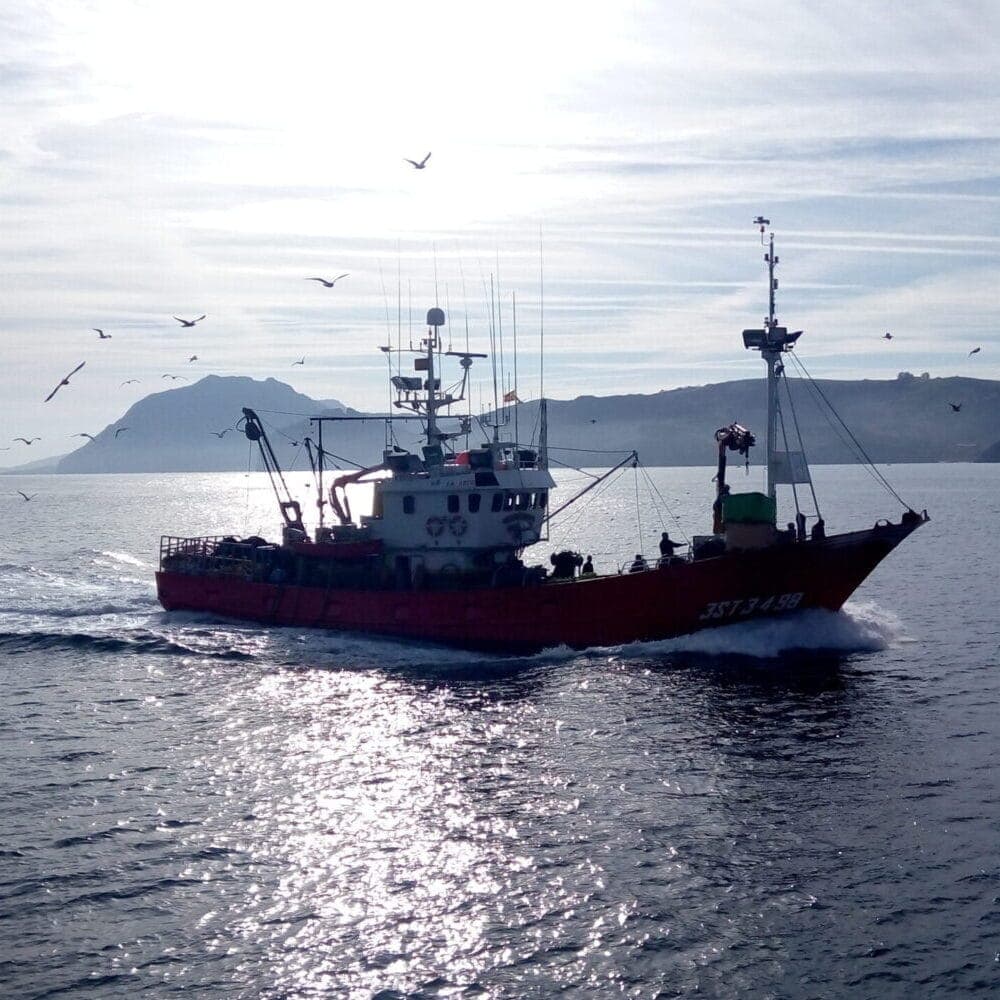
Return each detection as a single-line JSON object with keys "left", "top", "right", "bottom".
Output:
{"left": 44, "top": 371, "right": 1000, "bottom": 474}
{"left": 534, "top": 372, "right": 1000, "bottom": 466}
{"left": 56, "top": 377, "right": 350, "bottom": 474}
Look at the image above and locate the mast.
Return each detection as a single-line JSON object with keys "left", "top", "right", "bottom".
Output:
{"left": 424, "top": 309, "right": 440, "bottom": 452}
{"left": 743, "top": 217, "right": 802, "bottom": 502}
{"left": 763, "top": 224, "right": 779, "bottom": 502}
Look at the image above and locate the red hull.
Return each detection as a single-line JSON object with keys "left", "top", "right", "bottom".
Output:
{"left": 156, "top": 522, "right": 920, "bottom": 653}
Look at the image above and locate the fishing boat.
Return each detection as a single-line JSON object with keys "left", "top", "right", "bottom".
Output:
{"left": 156, "top": 221, "right": 927, "bottom": 652}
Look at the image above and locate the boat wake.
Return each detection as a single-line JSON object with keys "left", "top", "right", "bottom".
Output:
{"left": 596, "top": 601, "right": 903, "bottom": 662}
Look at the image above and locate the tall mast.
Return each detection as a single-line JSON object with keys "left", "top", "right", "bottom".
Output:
{"left": 742, "top": 217, "right": 803, "bottom": 502}
{"left": 763, "top": 223, "right": 779, "bottom": 502}
{"left": 425, "top": 312, "right": 439, "bottom": 451}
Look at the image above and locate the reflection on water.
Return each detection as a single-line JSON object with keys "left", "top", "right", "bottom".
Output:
{"left": 1, "top": 466, "right": 998, "bottom": 996}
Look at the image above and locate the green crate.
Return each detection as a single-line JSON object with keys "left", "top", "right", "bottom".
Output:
{"left": 722, "top": 491, "right": 776, "bottom": 525}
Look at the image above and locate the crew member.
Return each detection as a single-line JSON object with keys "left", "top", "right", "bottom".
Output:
{"left": 628, "top": 553, "right": 648, "bottom": 573}
{"left": 581, "top": 554, "right": 595, "bottom": 576}
{"left": 659, "top": 531, "right": 679, "bottom": 555}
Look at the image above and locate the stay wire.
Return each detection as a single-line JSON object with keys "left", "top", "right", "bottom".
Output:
{"left": 781, "top": 372, "right": 822, "bottom": 518}
{"left": 787, "top": 352, "right": 911, "bottom": 509}
{"left": 637, "top": 462, "right": 690, "bottom": 545}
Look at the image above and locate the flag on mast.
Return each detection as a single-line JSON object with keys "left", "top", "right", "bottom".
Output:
{"left": 503, "top": 389, "right": 521, "bottom": 403}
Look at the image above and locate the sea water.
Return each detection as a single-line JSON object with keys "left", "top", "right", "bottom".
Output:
{"left": 0, "top": 464, "right": 998, "bottom": 998}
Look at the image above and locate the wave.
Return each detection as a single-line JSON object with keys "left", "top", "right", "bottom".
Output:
{"left": 0, "top": 596, "right": 160, "bottom": 619}
{"left": 93, "top": 550, "right": 151, "bottom": 569}
{"left": 0, "top": 628, "right": 254, "bottom": 661}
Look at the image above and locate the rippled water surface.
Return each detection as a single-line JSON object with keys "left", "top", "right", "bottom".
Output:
{"left": 1, "top": 465, "right": 998, "bottom": 998}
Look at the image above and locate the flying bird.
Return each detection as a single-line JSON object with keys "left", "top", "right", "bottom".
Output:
{"left": 188, "top": 355, "right": 198, "bottom": 362}
{"left": 306, "top": 274, "right": 349, "bottom": 288}
{"left": 173, "top": 315, "right": 206, "bottom": 327}
{"left": 114, "top": 427, "right": 129, "bottom": 438}
{"left": 162, "top": 374, "right": 187, "bottom": 380}
{"left": 969, "top": 346, "right": 981, "bottom": 356}
{"left": 210, "top": 429, "right": 232, "bottom": 438}
{"left": 44, "top": 361, "right": 85, "bottom": 402}
{"left": 73, "top": 432, "right": 96, "bottom": 440}
{"left": 94, "top": 328, "right": 112, "bottom": 339}
{"left": 882, "top": 332, "right": 893, "bottom": 340}
{"left": 15, "top": 491, "right": 37, "bottom": 502}
{"left": 404, "top": 152, "right": 432, "bottom": 169}
{"left": 14, "top": 437, "right": 40, "bottom": 445}
{"left": 121, "top": 379, "right": 140, "bottom": 386}
{"left": 292, "top": 357, "right": 305, "bottom": 366}
{"left": 949, "top": 402, "right": 963, "bottom": 412}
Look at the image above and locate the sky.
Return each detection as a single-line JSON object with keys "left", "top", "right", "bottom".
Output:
{"left": 3, "top": 0, "right": 1000, "bottom": 465}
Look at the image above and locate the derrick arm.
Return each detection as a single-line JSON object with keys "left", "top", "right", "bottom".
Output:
{"left": 545, "top": 450, "right": 638, "bottom": 525}
{"left": 713, "top": 423, "right": 756, "bottom": 533}
{"left": 241, "top": 407, "right": 305, "bottom": 532}
{"left": 329, "top": 464, "right": 388, "bottom": 525}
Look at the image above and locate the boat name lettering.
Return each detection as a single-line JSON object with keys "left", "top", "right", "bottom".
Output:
{"left": 697, "top": 592, "right": 803, "bottom": 621}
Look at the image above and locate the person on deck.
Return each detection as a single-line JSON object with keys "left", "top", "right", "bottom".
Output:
{"left": 658, "top": 532, "right": 681, "bottom": 565}
{"left": 581, "top": 555, "right": 595, "bottom": 576}
{"left": 628, "top": 553, "right": 648, "bottom": 573}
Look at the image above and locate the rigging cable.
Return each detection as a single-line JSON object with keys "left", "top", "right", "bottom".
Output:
{"left": 774, "top": 376, "right": 802, "bottom": 519}
{"left": 781, "top": 368, "right": 823, "bottom": 519}
{"left": 633, "top": 459, "right": 643, "bottom": 555}
{"left": 786, "top": 352, "right": 911, "bottom": 509}
{"left": 637, "top": 462, "right": 690, "bottom": 545}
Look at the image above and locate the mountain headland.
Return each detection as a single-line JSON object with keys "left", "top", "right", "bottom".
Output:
{"left": 3, "top": 371, "right": 999, "bottom": 474}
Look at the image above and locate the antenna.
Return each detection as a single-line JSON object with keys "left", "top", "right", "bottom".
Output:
{"left": 433, "top": 241, "right": 439, "bottom": 308}
{"left": 496, "top": 249, "right": 505, "bottom": 428}
{"left": 490, "top": 275, "right": 500, "bottom": 440}
{"left": 458, "top": 250, "right": 470, "bottom": 354}
{"left": 539, "top": 224, "right": 545, "bottom": 401}
{"left": 513, "top": 290, "right": 519, "bottom": 444}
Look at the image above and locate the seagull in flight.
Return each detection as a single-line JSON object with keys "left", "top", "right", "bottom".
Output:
{"left": 73, "top": 432, "right": 96, "bottom": 440}
{"left": 121, "top": 379, "right": 140, "bottom": 386}
{"left": 188, "top": 355, "right": 198, "bottom": 362}
{"left": 94, "top": 328, "right": 112, "bottom": 339}
{"left": 949, "top": 402, "right": 963, "bottom": 412}
{"left": 173, "top": 315, "right": 206, "bottom": 328}
{"left": 15, "top": 491, "right": 37, "bottom": 502}
{"left": 404, "top": 152, "right": 432, "bottom": 169}
{"left": 210, "top": 428, "right": 232, "bottom": 438}
{"left": 114, "top": 427, "right": 129, "bottom": 438}
{"left": 292, "top": 357, "right": 305, "bottom": 366}
{"left": 306, "top": 274, "right": 349, "bottom": 288}
{"left": 14, "top": 437, "right": 40, "bottom": 445}
{"left": 882, "top": 332, "right": 893, "bottom": 340}
{"left": 969, "top": 346, "right": 981, "bottom": 356}
{"left": 44, "top": 361, "right": 85, "bottom": 402}
{"left": 162, "top": 374, "right": 187, "bottom": 380}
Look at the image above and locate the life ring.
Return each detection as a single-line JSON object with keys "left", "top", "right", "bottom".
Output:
{"left": 448, "top": 514, "right": 468, "bottom": 537}
{"left": 425, "top": 516, "right": 445, "bottom": 537}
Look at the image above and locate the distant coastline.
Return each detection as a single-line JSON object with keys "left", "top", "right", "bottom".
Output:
{"left": 2, "top": 371, "right": 999, "bottom": 475}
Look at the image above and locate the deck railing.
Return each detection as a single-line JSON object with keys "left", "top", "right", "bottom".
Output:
{"left": 158, "top": 535, "right": 258, "bottom": 578}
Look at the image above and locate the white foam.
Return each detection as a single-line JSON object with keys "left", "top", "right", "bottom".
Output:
{"left": 599, "top": 603, "right": 903, "bottom": 661}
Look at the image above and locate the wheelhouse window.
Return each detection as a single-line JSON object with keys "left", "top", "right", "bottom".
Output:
{"left": 503, "top": 492, "right": 515, "bottom": 511}
{"left": 447, "top": 494, "right": 460, "bottom": 513}
{"left": 535, "top": 491, "right": 548, "bottom": 509}
{"left": 491, "top": 492, "right": 503, "bottom": 512}
{"left": 468, "top": 493, "right": 482, "bottom": 513}
{"left": 515, "top": 492, "right": 531, "bottom": 510}
{"left": 403, "top": 495, "right": 415, "bottom": 514}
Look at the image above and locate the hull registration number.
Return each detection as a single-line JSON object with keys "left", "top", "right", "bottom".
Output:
{"left": 698, "top": 591, "right": 804, "bottom": 621}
